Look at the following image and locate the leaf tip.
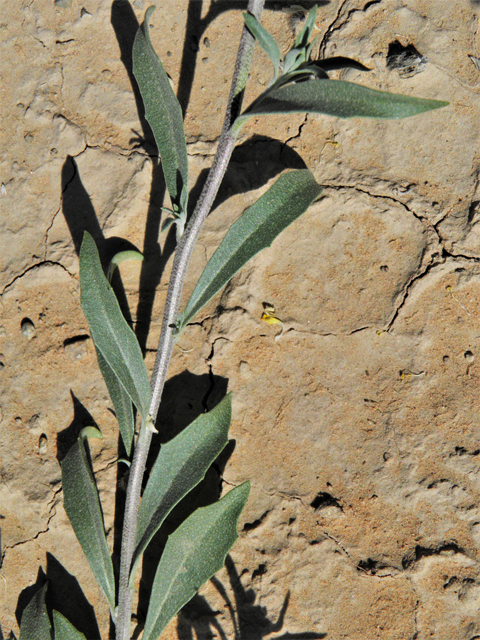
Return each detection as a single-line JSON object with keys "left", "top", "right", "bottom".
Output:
{"left": 144, "top": 4, "right": 156, "bottom": 23}
{"left": 80, "top": 426, "right": 103, "bottom": 441}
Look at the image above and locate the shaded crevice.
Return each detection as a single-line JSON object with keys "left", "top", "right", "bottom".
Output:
{"left": 322, "top": 184, "right": 446, "bottom": 331}
{"left": 386, "top": 249, "right": 480, "bottom": 330}
{"left": 450, "top": 445, "right": 480, "bottom": 457}
{"left": 434, "top": 241, "right": 480, "bottom": 264}
{"left": 401, "top": 542, "right": 469, "bottom": 570}
{"left": 357, "top": 557, "right": 398, "bottom": 577}
{"left": 411, "top": 595, "right": 420, "bottom": 640}
{"left": 279, "top": 324, "right": 373, "bottom": 340}
{"left": 82, "top": 142, "right": 156, "bottom": 160}
{"left": 363, "top": 0, "right": 383, "bottom": 10}
{"left": 93, "top": 456, "right": 123, "bottom": 477}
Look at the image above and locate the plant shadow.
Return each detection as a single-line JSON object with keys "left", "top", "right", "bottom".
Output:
{"left": 135, "top": 371, "right": 232, "bottom": 631}
{"left": 56, "top": 391, "right": 99, "bottom": 463}
{"left": 15, "top": 555, "right": 101, "bottom": 640}
{"left": 177, "top": 554, "right": 327, "bottom": 640}
{"left": 188, "top": 134, "right": 307, "bottom": 221}
{"left": 60, "top": 154, "right": 143, "bottom": 327}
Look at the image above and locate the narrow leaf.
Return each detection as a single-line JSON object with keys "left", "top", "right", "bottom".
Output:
{"left": 176, "top": 170, "right": 323, "bottom": 332}
{"left": 243, "top": 13, "right": 281, "bottom": 81}
{"left": 294, "top": 4, "right": 317, "bottom": 48}
{"left": 52, "top": 612, "right": 87, "bottom": 640}
{"left": 95, "top": 347, "right": 134, "bottom": 456}
{"left": 282, "top": 48, "right": 304, "bottom": 75}
{"left": 19, "top": 584, "right": 51, "bottom": 640}
{"left": 80, "top": 232, "right": 151, "bottom": 420}
{"left": 61, "top": 432, "right": 115, "bottom": 613}
{"left": 130, "top": 394, "right": 233, "bottom": 584}
{"left": 133, "top": 6, "right": 188, "bottom": 214}
{"left": 142, "top": 482, "right": 250, "bottom": 640}
{"left": 240, "top": 78, "right": 448, "bottom": 124}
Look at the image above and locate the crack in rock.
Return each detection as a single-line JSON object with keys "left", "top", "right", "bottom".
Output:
{"left": 1, "top": 485, "right": 62, "bottom": 566}
{"left": 1, "top": 260, "right": 74, "bottom": 297}
{"left": 283, "top": 114, "right": 308, "bottom": 149}
{"left": 320, "top": 0, "right": 383, "bottom": 57}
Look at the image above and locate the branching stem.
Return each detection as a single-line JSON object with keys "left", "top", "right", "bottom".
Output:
{"left": 115, "top": 1, "right": 264, "bottom": 637}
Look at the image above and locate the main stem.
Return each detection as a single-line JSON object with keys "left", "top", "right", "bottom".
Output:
{"left": 115, "top": 1, "right": 265, "bottom": 637}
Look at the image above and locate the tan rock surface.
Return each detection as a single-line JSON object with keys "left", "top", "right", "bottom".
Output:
{"left": 1, "top": 0, "right": 480, "bottom": 638}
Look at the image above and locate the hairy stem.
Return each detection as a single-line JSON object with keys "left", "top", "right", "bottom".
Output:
{"left": 115, "top": 1, "right": 264, "bottom": 637}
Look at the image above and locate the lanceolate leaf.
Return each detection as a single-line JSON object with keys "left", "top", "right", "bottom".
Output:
{"left": 237, "top": 78, "right": 448, "bottom": 127}
{"left": 19, "top": 584, "right": 51, "bottom": 640}
{"left": 176, "top": 170, "right": 323, "bottom": 333}
{"left": 80, "top": 232, "right": 151, "bottom": 421}
{"left": 133, "top": 6, "right": 188, "bottom": 215}
{"left": 52, "top": 611, "right": 87, "bottom": 640}
{"left": 142, "top": 483, "right": 250, "bottom": 640}
{"left": 130, "top": 394, "right": 233, "bottom": 584}
{"left": 61, "top": 431, "right": 116, "bottom": 613}
{"left": 243, "top": 13, "right": 281, "bottom": 81}
{"left": 95, "top": 347, "right": 134, "bottom": 456}
{"left": 294, "top": 4, "right": 317, "bottom": 48}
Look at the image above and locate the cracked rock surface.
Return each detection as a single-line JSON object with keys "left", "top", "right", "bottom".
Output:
{"left": 1, "top": 0, "right": 480, "bottom": 638}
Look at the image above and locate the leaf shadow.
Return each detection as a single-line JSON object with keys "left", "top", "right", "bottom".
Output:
{"left": 60, "top": 154, "right": 140, "bottom": 326}
{"left": 177, "top": 554, "right": 327, "bottom": 640}
{"left": 187, "top": 134, "right": 307, "bottom": 222}
{"left": 15, "top": 556, "right": 101, "bottom": 640}
{"left": 56, "top": 391, "right": 99, "bottom": 464}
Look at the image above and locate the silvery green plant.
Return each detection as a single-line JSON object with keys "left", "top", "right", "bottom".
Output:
{"left": 11, "top": 2, "right": 447, "bottom": 639}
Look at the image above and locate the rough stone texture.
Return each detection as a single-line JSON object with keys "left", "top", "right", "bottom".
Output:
{"left": 1, "top": 0, "right": 480, "bottom": 639}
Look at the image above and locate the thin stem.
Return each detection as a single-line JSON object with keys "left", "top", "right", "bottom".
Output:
{"left": 115, "top": 1, "right": 264, "bottom": 638}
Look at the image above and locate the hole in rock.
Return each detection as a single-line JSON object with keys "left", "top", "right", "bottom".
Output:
{"left": 386, "top": 40, "right": 428, "bottom": 77}
{"left": 310, "top": 492, "right": 343, "bottom": 512}
{"left": 21, "top": 318, "right": 36, "bottom": 340}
